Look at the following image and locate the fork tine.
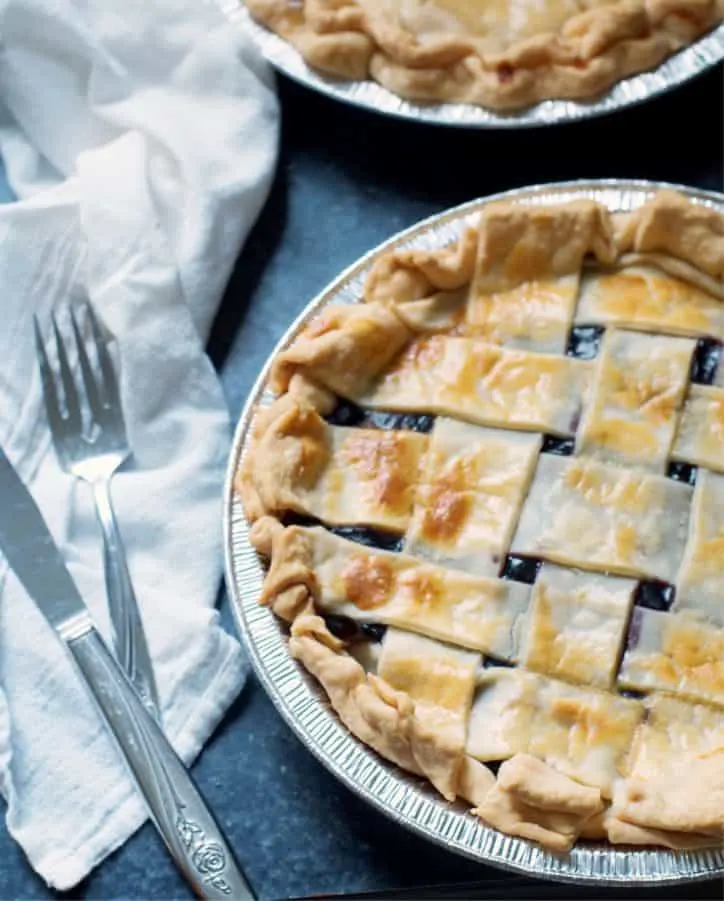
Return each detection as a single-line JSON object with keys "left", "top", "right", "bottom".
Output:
{"left": 34, "top": 316, "right": 67, "bottom": 440}
{"left": 85, "top": 303, "right": 120, "bottom": 406}
{"left": 70, "top": 307, "right": 105, "bottom": 424}
{"left": 51, "top": 313, "right": 82, "bottom": 433}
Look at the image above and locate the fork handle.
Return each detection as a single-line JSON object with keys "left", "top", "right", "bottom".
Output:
{"left": 92, "top": 477, "right": 160, "bottom": 720}
{"left": 68, "top": 627, "right": 255, "bottom": 900}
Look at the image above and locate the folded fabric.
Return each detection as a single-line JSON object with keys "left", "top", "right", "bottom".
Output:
{"left": 0, "top": 0, "right": 278, "bottom": 888}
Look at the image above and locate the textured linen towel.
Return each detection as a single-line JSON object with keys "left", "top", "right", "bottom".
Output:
{"left": 0, "top": 0, "right": 278, "bottom": 888}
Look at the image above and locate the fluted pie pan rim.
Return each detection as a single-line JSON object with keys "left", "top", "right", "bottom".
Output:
{"left": 223, "top": 179, "right": 724, "bottom": 885}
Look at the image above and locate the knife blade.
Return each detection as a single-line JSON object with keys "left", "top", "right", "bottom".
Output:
{"left": 0, "top": 446, "right": 254, "bottom": 900}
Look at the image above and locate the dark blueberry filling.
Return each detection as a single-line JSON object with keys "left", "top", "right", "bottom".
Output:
{"left": 325, "top": 400, "right": 367, "bottom": 427}
{"left": 483, "top": 655, "right": 515, "bottom": 669}
{"left": 360, "top": 622, "right": 387, "bottom": 643}
{"left": 282, "top": 512, "right": 322, "bottom": 529}
{"left": 690, "top": 338, "right": 722, "bottom": 385}
{"left": 324, "top": 614, "right": 362, "bottom": 642}
{"left": 501, "top": 555, "right": 541, "bottom": 585}
{"left": 329, "top": 526, "right": 405, "bottom": 553}
{"left": 362, "top": 411, "right": 436, "bottom": 433}
{"left": 323, "top": 615, "right": 387, "bottom": 644}
{"left": 619, "top": 688, "right": 646, "bottom": 701}
{"left": 568, "top": 408, "right": 582, "bottom": 435}
{"left": 541, "top": 435, "right": 574, "bottom": 456}
{"left": 625, "top": 607, "right": 644, "bottom": 650}
{"left": 282, "top": 515, "right": 405, "bottom": 553}
{"left": 634, "top": 580, "right": 674, "bottom": 612}
{"left": 667, "top": 461, "right": 698, "bottom": 485}
{"left": 325, "top": 404, "right": 435, "bottom": 434}
{"left": 567, "top": 326, "right": 604, "bottom": 360}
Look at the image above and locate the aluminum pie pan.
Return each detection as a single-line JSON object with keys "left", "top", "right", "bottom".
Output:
{"left": 221, "top": 0, "right": 724, "bottom": 128}
{"left": 223, "top": 179, "right": 724, "bottom": 885}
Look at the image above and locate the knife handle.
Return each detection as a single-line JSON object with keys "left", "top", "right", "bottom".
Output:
{"left": 68, "top": 627, "right": 255, "bottom": 901}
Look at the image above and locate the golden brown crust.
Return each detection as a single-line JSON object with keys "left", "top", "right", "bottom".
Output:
{"left": 252, "top": 520, "right": 318, "bottom": 621}
{"left": 357, "top": 196, "right": 723, "bottom": 341}
{"left": 236, "top": 372, "right": 336, "bottom": 523}
{"left": 368, "top": 23, "right": 681, "bottom": 111}
{"left": 473, "top": 199, "right": 617, "bottom": 289}
{"left": 605, "top": 816, "right": 722, "bottom": 850}
{"left": 236, "top": 395, "right": 331, "bottom": 523}
{"left": 265, "top": 197, "right": 721, "bottom": 401}
{"left": 361, "top": 201, "right": 619, "bottom": 336}
{"left": 616, "top": 749, "right": 724, "bottom": 837}
{"left": 245, "top": 0, "right": 375, "bottom": 78}
{"left": 245, "top": 0, "right": 722, "bottom": 110}
{"left": 614, "top": 190, "right": 724, "bottom": 281}
{"left": 496, "top": 754, "right": 604, "bottom": 817}
{"left": 616, "top": 253, "right": 724, "bottom": 301}
{"left": 238, "top": 391, "right": 429, "bottom": 528}
{"left": 364, "top": 200, "right": 617, "bottom": 306}
{"left": 270, "top": 302, "right": 411, "bottom": 399}
{"left": 474, "top": 755, "right": 605, "bottom": 852}
{"left": 236, "top": 192, "right": 724, "bottom": 855}
{"left": 289, "top": 613, "right": 489, "bottom": 800}
{"left": 365, "top": 227, "right": 478, "bottom": 305}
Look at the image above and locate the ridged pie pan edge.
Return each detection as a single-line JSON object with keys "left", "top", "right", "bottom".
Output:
{"left": 223, "top": 179, "right": 724, "bottom": 885}
{"left": 220, "top": 0, "right": 724, "bottom": 129}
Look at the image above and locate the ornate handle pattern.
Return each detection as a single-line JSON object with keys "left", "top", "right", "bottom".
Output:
{"left": 92, "top": 477, "right": 160, "bottom": 720}
{"left": 69, "top": 628, "right": 255, "bottom": 901}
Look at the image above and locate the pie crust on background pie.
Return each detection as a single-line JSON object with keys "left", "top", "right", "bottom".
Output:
{"left": 244, "top": 0, "right": 723, "bottom": 109}
{"left": 236, "top": 190, "right": 724, "bottom": 853}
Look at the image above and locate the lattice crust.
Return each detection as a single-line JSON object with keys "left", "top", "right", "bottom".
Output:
{"left": 672, "top": 383, "right": 724, "bottom": 473}
{"left": 267, "top": 524, "right": 531, "bottom": 658}
{"left": 675, "top": 470, "right": 724, "bottom": 625}
{"left": 575, "top": 329, "right": 696, "bottom": 471}
{"left": 355, "top": 336, "right": 594, "bottom": 436}
{"left": 609, "top": 694, "right": 724, "bottom": 841}
{"left": 245, "top": 0, "right": 724, "bottom": 111}
{"left": 519, "top": 565, "right": 636, "bottom": 688}
{"left": 619, "top": 607, "right": 724, "bottom": 707}
{"left": 378, "top": 629, "right": 480, "bottom": 763}
{"left": 404, "top": 418, "right": 541, "bottom": 575}
{"left": 509, "top": 454, "right": 693, "bottom": 581}
{"left": 576, "top": 265, "right": 724, "bottom": 338}
{"left": 466, "top": 667, "right": 644, "bottom": 796}
{"left": 237, "top": 393, "right": 429, "bottom": 530}
{"left": 238, "top": 192, "right": 724, "bottom": 853}
{"left": 462, "top": 273, "right": 580, "bottom": 354}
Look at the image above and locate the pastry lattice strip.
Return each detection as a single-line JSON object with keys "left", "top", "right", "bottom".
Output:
{"left": 241, "top": 192, "right": 724, "bottom": 852}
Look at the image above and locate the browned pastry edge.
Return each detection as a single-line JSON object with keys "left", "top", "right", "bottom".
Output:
{"left": 474, "top": 755, "right": 605, "bottom": 852}
{"left": 270, "top": 302, "right": 412, "bottom": 398}
{"left": 247, "top": 516, "right": 609, "bottom": 848}
{"left": 614, "top": 189, "right": 724, "bottom": 280}
{"left": 245, "top": 514, "right": 724, "bottom": 852}
{"left": 235, "top": 391, "right": 332, "bottom": 523}
{"left": 364, "top": 191, "right": 724, "bottom": 309}
{"left": 236, "top": 192, "right": 724, "bottom": 854}
{"left": 245, "top": 0, "right": 723, "bottom": 109}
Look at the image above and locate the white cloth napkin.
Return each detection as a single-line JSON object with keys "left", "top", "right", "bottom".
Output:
{"left": 0, "top": 0, "right": 278, "bottom": 889}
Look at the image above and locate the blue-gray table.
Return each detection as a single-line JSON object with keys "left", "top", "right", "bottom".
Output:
{"left": 0, "top": 65, "right": 722, "bottom": 901}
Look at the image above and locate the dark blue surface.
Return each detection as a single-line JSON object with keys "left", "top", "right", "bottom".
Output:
{"left": 0, "top": 66, "right": 723, "bottom": 900}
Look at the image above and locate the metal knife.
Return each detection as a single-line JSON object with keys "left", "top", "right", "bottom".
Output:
{"left": 0, "top": 446, "right": 254, "bottom": 901}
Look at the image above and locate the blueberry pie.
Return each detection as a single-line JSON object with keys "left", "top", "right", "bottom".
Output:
{"left": 245, "top": 0, "right": 723, "bottom": 109}
{"left": 237, "top": 190, "right": 724, "bottom": 852}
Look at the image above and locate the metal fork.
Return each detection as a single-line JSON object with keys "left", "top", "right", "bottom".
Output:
{"left": 34, "top": 303, "right": 159, "bottom": 721}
